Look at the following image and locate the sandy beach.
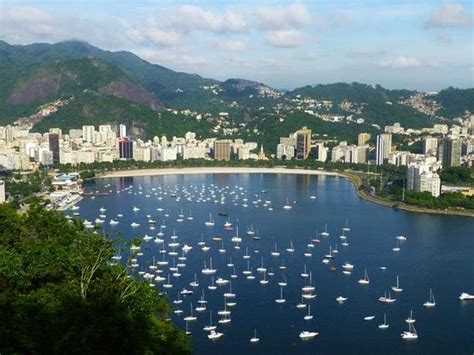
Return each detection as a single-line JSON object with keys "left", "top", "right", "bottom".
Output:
{"left": 96, "top": 167, "right": 341, "bottom": 179}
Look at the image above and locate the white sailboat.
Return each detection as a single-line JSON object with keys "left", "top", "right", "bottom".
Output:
{"left": 283, "top": 198, "right": 292, "bottom": 210}
{"left": 205, "top": 213, "right": 215, "bottom": 227}
{"left": 392, "top": 275, "right": 403, "bottom": 292}
{"left": 423, "top": 288, "right": 436, "bottom": 307}
{"left": 271, "top": 242, "right": 280, "bottom": 257}
{"left": 358, "top": 269, "right": 370, "bottom": 285}
{"left": 378, "top": 313, "right": 389, "bottom": 329}
{"left": 275, "top": 286, "right": 286, "bottom": 303}
{"left": 299, "top": 331, "right": 318, "bottom": 340}
{"left": 183, "top": 303, "right": 197, "bottom": 322}
{"left": 401, "top": 322, "right": 418, "bottom": 340}
{"left": 406, "top": 310, "right": 416, "bottom": 324}
{"left": 250, "top": 329, "right": 260, "bottom": 343}
{"left": 203, "top": 311, "right": 216, "bottom": 332}
{"left": 286, "top": 240, "right": 295, "bottom": 253}
{"left": 304, "top": 305, "right": 313, "bottom": 320}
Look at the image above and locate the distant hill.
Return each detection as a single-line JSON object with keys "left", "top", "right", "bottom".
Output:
{"left": 0, "top": 40, "right": 472, "bottom": 146}
{"left": 0, "top": 40, "right": 218, "bottom": 96}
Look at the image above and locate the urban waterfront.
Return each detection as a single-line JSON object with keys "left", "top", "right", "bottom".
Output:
{"left": 71, "top": 173, "right": 474, "bottom": 355}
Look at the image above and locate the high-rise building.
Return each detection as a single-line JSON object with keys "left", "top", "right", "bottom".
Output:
{"left": 358, "top": 133, "right": 371, "bottom": 146}
{"left": 214, "top": 140, "right": 232, "bottom": 161}
{"left": 0, "top": 180, "right": 5, "bottom": 203}
{"left": 423, "top": 137, "right": 438, "bottom": 155}
{"left": 376, "top": 133, "right": 392, "bottom": 165}
{"left": 119, "top": 124, "right": 127, "bottom": 138}
{"left": 82, "top": 125, "right": 95, "bottom": 143}
{"left": 407, "top": 163, "right": 440, "bottom": 197}
{"left": 118, "top": 138, "right": 133, "bottom": 159}
{"left": 295, "top": 127, "right": 312, "bottom": 160}
{"left": 438, "top": 138, "right": 461, "bottom": 168}
{"left": 48, "top": 133, "right": 60, "bottom": 164}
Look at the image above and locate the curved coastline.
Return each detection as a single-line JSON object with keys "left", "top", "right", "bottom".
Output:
{"left": 93, "top": 167, "right": 474, "bottom": 218}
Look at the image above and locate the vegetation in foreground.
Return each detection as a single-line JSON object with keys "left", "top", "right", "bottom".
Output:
{"left": 0, "top": 204, "right": 190, "bottom": 355}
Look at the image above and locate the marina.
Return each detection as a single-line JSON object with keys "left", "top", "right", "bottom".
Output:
{"left": 67, "top": 172, "right": 474, "bottom": 355}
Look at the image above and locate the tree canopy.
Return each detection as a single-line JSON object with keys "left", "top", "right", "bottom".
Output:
{"left": 0, "top": 204, "right": 190, "bottom": 355}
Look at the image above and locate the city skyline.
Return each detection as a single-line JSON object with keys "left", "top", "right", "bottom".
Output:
{"left": 0, "top": 0, "right": 473, "bottom": 91}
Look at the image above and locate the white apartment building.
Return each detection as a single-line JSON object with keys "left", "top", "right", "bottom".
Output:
{"left": 0, "top": 180, "right": 5, "bottom": 203}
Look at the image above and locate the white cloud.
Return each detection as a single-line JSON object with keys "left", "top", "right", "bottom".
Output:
{"left": 134, "top": 49, "right": 208, "bottom": 70}
{"left": 424, "top": 1, "right": 472, "bottom": 29}
{"left": 348, "top": 48, "right": 386, "bottom": 57}
{"left": 165, "top": 5, "right": 247, "bottom": 33}
{"left": 145, "top": 28, "right": 182, "bottom": 47}
{"left": 214, "top": 39, "right": 247, "bottom": 52}
{"left": 255, "top": 2, "right": 311, "bottom": 30}
{"left": 377, "top": 56, "right": 422, "bottom": 69}
{"left": 265, "top": 30, "right": 305, "bottom": 48}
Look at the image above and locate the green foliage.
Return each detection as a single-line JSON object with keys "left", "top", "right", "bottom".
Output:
{"left": 434, "top": 87, "right": 474, "bottom": 118}
{"left": 440, "top": 166, "right": 474, "bottom": 185}
{"left": 286, "top": 82, "right": 437, "bottom": 128}
{"left": 0, "top": 204, "right": 190, "bottom": 354}
{"left": 4, "top": 170, "right": 52, "bottom": 208}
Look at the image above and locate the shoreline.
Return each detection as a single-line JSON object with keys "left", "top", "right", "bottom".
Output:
{"left": 95, "top": 167, "right": 341, "bottom": 178}
{"left": 93, "top": 167, "right": 473, "bottom": 218}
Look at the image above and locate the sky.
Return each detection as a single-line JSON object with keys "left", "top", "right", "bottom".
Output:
{"left": 0, "top": 0, "right": 473, "bottom": 91}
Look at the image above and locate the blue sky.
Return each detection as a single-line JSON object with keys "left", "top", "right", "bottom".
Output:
{"left": 0, "top": 0, "right": 472, "bottom": 90}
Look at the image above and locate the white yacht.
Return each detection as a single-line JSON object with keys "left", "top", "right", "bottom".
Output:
{"left": 401, "top": 323, "right": 418, "bottom": 340}
{"left": 299, "top": 331, "right": 318, "bottom": 340}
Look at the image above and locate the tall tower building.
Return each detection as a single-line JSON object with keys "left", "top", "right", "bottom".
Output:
{"left": 376, "top": 133, "right": 392, "bottom": 165}
{"left": 358, "top": 133, "right": 371, "bottom": 146}
{"left": 119, "top": 124, "right": 127, "bottom": 138}
{"left": 48, "top": 133, "right": 60, "bottom": 164}
{"left": 0, "top": 180, "right": 5, "bottom": 203}
{"left": 295, "top": 127, "right": 312, "bottom": 160}
{"left": 214, "top": 140, "right": 232, "bottom": 161}
{"left": 82, "top": 125, "right": 96, "bottom": 143}
{"left": 118, "top": 138, "right": 133, "bottom": 159}
{"left": 438, "top": 138, "right": 461, "bottom": 168}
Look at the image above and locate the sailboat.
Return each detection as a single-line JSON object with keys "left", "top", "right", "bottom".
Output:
{"left": 304, "top": 305, "right": 313, "bottom": 320}
{"left": 231, "top": 226, "right": 242, "bottom": 243}
{"left": 257, "top": 257, "right": 267, "bottom": 273}
{"left": 378, "top": 291, "right": 396, "bottom": 303}
{"left": 208, "top": 276, "right": 217, "bottom": 291}
{"left": 202, "top": 258, "right": 217, "bottom": 275}
{"left": 250, "top": 328, "right": 260, "bottom": 343}
{"left": 203, "top": 311, "right": 216, "bottom": 331}
{"left": 271, "top": 243, "right": 280, "bottom": 257}
{"left": 259, "top": 271, "right": 269, "bottom": 285}
{"left": 378, "top": 313, "right": 389, "bottom": 329}
{"left": 310, "top": 191, "right": 316, "bottom": 200}
{"left": 302, "top": 271, "right": 315, "bottom": 293}
{"left": 392, "top": 275, "right": 403, "bottom": 292}
{"left": 286, "top": 240, "right": 295, "bottom": 253}
{"left": 283, "top": 198, "right": 292, "bottom": 210}
{"left": 183, "top": 303, "right": 197, "bottom": 322}
{"left": 406, "top": 310, "right": 416, "bottom": 324}
{"left": 401, "top": 322, "right": 418, "bottom": 340}
{"left": 358, "top": 269, "right": 370, "bottom": 285}
{"left": 320, "top": 223, "right": 329, "bottom": 237}
{"left": 296, "top": 295, "right": 307, "bottom": 309}
{"left": 299, "top": 331, "right": 318, "bottom": 340}
{"left": 393, "top": 241, "right": 401, "bottom": 252}
{"left": 301, "top": 265, "right": 309, "bottom": 278}
{"left": 275, "top": 286, "right": 286, "bottom": 303}
{"left": 205, "top": 213, "right": 215, "bottom": 227}
{"left": 423, "top": 288, "right": 436, "bottom": 307}
{"left": 342, "top": 219, "right": 350, "bottom": 232}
